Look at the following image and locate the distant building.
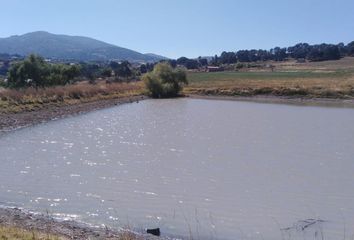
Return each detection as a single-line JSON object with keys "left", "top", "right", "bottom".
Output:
{"left": 206, "top": 66, "right": 224, "bottom": 72}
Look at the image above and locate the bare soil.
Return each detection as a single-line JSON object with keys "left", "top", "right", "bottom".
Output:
{"left": 0, "top": 95, "right": 146, "bottom": 132}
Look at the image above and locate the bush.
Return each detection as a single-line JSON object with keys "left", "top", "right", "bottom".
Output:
{"left": 142, "top": 63, "right": 188, "bottom": 98}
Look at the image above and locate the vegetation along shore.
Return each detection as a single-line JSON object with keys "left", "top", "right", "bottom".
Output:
{"left": 2, "top": 55, "right": 354, "bottom": 132}
{"left": 0, "top": 207, "right": 163, "bottom": 240}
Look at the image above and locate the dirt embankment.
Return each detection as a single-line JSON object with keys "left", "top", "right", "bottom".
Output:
{"left": 3, "top": 93, "right": 354, "bottom": 133}
{"left": 0, "top": 95, "right": 146, "bottom": 132}
{"left": 187, "top": 94, "right": 354, "bottom": 108}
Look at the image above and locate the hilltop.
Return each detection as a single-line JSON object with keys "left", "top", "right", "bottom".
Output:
{"left": 0, "top": 31, "right": 166, "bottom": 62}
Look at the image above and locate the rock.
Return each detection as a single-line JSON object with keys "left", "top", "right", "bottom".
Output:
{"left": 146, "top": 228, "right": 160, "bottom": 236}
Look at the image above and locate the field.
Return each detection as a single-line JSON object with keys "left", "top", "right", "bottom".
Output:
{"left": 185, "top": 57, "right": 354, "bottom": 98}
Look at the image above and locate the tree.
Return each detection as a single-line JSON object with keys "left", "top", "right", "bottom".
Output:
{"left": 115, "top": 61, "right": 132, "bottom": 79}
{"left": 220, "top": 52, "right": 237, "bottom": 64}
{"left": 142, "top": 62, "right": 188, "bottom": 98}
{"left": 176, "top": 57, "right": 199, "bottom": 69}
{"left": 322, "top": 44, "right": 340, "bottom": 60}
{"left": 100, "top": 67, "right": 112, "bottom": 78}
{"left": 307, "top": 44, "right": 340, "bottom": 61}
{"left": 337, "top": 43, "right": 347, "bottom": 57}
{"left": 7, "top": 54, "right": 80, "bottom": 88}
{"left": 8, "top": 54, "right": 48, "bottom": 88}
{"left": 168, "top": 59, "right": 177, "bottom": 68}
{"left": 140, "top": 64, "right": 147, "bottom": 74}
{"left": 109, "top": 61, "right": 119, "bottom": 70}
{"left": 347, "top": 41, "right": 354, "bottom": 56}
{"left": 271, "top": 47, "right": 287, "bottom": 61}
{"left": 0, "top": 60, "right": 10, "bottom": 76}
{"left": 210, "top": 55, "right": 219, "bottom": 65}
{"left": 236, "top": 50, "right": 250, "bottom": 62}
{"left": 176, "top": 57, "right": 189, "bottom": 65}
{"left": 79, "top": 63, "right": 101, "bottom": 80}
{"left": 198, "top": 57, "right": 208, "bottom": 66}
{"left": 146, "top": 63, "right": 155, "bottom": 72}
{"left": 287, "top": 43, "right": 310, "bottom": 59}
{"left": 185, "top": 59, "right": 199, "bottom": 69}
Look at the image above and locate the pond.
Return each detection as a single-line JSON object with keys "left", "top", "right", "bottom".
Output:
{"left": 1, "top": 98, "right": 354, "bottom": 240}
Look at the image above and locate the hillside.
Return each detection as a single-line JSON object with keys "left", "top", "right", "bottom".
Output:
{"left": 0, "top": 31, "right": 165, "bottom": 62}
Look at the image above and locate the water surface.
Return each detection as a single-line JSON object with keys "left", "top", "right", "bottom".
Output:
{"left": 1, "top": 99, "right": 354, "bottom": 240}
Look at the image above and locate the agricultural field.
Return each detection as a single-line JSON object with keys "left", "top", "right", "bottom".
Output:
{"left": 185, "top": 58, "right": 354, "bottom": 98}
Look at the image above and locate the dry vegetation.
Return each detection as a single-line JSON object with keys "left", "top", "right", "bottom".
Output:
{"left": 0, "top": 225, "right": 144, "bottom": 240}
{"left": 0, "top": 226, "right": 63, "bottom": 240}
{"left": 0, "top": 81, "right": 144, "bottom": 113}
{"left": 272, "top": 57, "right": 354, "bottom": 71}
{"left": 185, "top": 57, "right": 354, "bottom": 99}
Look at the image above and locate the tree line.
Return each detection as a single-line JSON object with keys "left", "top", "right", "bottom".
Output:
{"left": 172, "top": 41, "right": 354, "bottom": 68}
{"left": 3, "top": 55, "right": 146, "bottom": 88}
{"left": 213, "top": 41, "right": 354, "bottom": 65}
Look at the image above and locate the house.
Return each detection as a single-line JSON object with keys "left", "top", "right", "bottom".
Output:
{"left": 206, "top": 66, "right": 224, "bottom": 72}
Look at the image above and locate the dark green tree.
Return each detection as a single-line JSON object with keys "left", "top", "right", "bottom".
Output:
{"left": 140, "top": 64, "right": 147, "bottom": 74}
{"left": 347, "top": 41, "right": 354, "bottom": 56}
{"left": 115, "top": 61, "right": 132, "bottom": 79}
{"left": 8, "top": 54, "right": 48, "bottom": 88}
{"left": 100, "top": 67, "right": 112, "bottom": 78}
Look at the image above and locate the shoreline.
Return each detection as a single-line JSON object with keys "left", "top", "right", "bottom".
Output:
{"left": 1, "top": 94, "right": 353, "bottom": 239}
{"left": 0, "top": 95, "right": 146, "bottom": 133}
{"left": 0, "top": 207, "right": 162, "bottom": 240}
{"left": 187, "top": 94, "right": 354, "bottom": 108}
{"left": 2, "top": 93, "right": 354, "bottom": 133}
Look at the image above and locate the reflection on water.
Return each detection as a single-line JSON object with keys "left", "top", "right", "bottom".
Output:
{"left": 1, "top": 99, "right": 354, "bottom": 240}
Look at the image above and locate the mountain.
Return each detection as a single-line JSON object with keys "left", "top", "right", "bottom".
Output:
{"left": 0, "top": 31, "right": 166, "bottom": 62}
{"left": 144, "top": 53, "right": 169, "bottom": 60}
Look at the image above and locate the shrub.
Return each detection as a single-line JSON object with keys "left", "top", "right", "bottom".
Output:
{"left": 235, "top": 63, "right": 244, "bottom": 69}
{"left": 142, "top": 63, "right": 188, "bottom": 98}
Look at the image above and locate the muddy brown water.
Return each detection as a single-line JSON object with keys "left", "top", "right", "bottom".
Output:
{"left": 1, "top": 98, "right": 354, "bottom": 240}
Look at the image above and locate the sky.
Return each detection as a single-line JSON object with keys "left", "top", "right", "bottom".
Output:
{"left": 1, "top": 0, "right": 354, "bottom": 58}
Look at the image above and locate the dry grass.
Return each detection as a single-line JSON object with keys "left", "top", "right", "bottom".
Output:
{"left": 0, "top": 225, "right": 144, "bottom": 240}
{"left": 0, "top": 81, "right": 144, "bottom": 113}
{"left": 116, "top": 231, "right": 143, "bottom": 240}
{"left": 185, "top": 58, "right": 354, "bottom": 98}
{"left": 272, "top": 57, "right": 354, "bottom": 71}
{"left": 0, "top": 226, "right": 64, "bottom": 240}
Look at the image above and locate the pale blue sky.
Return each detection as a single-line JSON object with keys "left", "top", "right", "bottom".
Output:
{"left": 1, "top": 0, "right": 354, "bottom": 58}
